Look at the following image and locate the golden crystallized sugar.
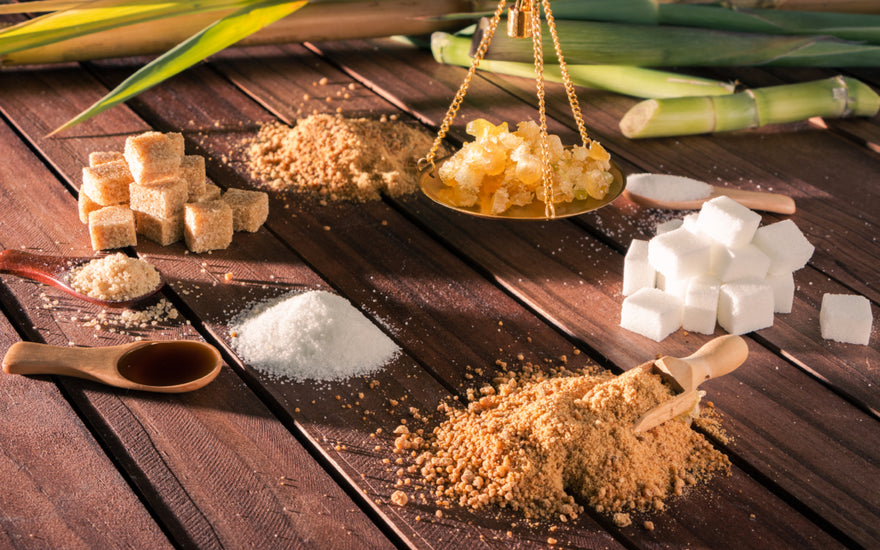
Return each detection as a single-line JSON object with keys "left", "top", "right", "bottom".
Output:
{"left": 393, "top": 363, "right": 730, "bottom": 522}
{"left": 438, "top": 119, "right": 613, "bottom": 215}
{"left": 88, "top": 205, "right": 137, "bottom": 251}
{"left": 246, "top": 114, "right": 436, "bottom": 202}
{"left": 69, "top": 252, "right": 160, "bottom": 302}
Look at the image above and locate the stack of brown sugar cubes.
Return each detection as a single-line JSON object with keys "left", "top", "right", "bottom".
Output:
{"left": 79, "top": 131, "right": 268, "bottom": 253}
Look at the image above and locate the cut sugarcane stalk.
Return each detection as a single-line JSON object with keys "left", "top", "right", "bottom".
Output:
{"left": 431, "top": 31, "right": 734, "bottom": 98}
{"left": 620, "top": 75, "right": 880, "bottom": 138}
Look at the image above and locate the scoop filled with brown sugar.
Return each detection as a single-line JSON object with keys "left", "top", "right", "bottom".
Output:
{"left": 393, "top": 362, "right": 730, "bottom": 523}
{"left": 69, "top": 252, "right": 161, "bottom": 302}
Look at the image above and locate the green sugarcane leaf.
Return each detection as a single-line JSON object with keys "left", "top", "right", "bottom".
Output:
{"left": 0, "top": 1, "right": 88, "bottom": 15}
{"left": 51, "top": 0, "right": 306, "bottom": 135}
{"left": 0, "top": 0, "right": 255, "bottom": 56}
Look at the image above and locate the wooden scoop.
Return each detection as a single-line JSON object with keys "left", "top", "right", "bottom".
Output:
{"left": 624, "top": 183, "right": 795, "bottom": 214}
{"left": 0, "top": 249, "right": 164, "bottom": 309}
{"left": 633, "top": 335, "right": 748, "bottom": 433}
{"left": 2, "top": 340, "right": 222, "bottom": 393}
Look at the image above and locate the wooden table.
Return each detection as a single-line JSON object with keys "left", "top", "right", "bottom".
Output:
{"left": 0, "top": 32, "right": 878, "bottom": 550}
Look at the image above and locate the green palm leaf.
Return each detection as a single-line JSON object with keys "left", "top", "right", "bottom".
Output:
{"left": 0, "top": 0, "right": 254, "bottom": 56}
{"left": 51, "top": 0, "right": 306, "bottom": 135}
{"left": 0, "top": 1, "right": 88, "bottom": 15}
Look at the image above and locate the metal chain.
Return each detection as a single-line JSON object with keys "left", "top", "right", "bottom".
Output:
{"left": 418, "top": 0, "right": 508, "bottom": 171}
{"left": 541, "top": 0, "right": 590, "bottom": 146}
{"left": 529, "top": 0, "right": 555, "bottom": 219}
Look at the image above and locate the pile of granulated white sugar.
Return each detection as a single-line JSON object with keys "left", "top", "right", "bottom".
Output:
{"left": 229, "top": 290, "right": 399, "bottom": 381}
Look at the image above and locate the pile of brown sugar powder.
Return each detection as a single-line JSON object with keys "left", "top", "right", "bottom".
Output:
{"left": 246, "top": 114, "right": 437, "bottom": 202}
{"left": 392, "top": 362, "right": 730, "bottom": 526}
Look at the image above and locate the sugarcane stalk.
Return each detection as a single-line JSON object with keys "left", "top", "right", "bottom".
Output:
{"left": 550, "top": 0, "right": 880, "bottom": 44}
{"left": 1, "top": 0, "right": 472, "bottom": 66}
{"left": 659, "top": 0, "right": 880, "bottom": 14}
{"left": 431, "top": 31, "right": 734, "bottom": 98}
{"left": 619, "top": 75, "right": 880, "bottom": 138}
{"left": 479, "top": 18, "right": 880, "bottom": 67}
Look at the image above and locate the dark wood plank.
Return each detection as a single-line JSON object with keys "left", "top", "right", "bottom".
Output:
{"left": 0, "top": 135, "right": 173, "bottom": 549}
{"left": 210, "top": 41, "right": 879, "bottom": 548}
{"left": 79, "top": 49, "right": 855, "bottom": 548}
{"left": 0, "top": 80, "right": 394, "bottom": 550}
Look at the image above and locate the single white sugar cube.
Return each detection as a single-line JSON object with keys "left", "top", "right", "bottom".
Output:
{"left": 663, "top": 276, "right": 692, "bottom": 300}
{"left": 683, "top": 275, "right": 721, "bottom": 335}
{"left": 717, "top": 279, "right": 775, "bottom": 335}
{"left": 655, "top": 218, "right": 683, "bottom": 236}
{"left": 648, "top": 227, "right": 712, "bottom": 280}
{"left": 752, "top": 219, "right": 814, "bottom": 275}
{"left": 766, "top": 271, "right": 795, "bottom": 314}
{"left": 623, "top": 239, "right": 655, "bottom": 296}
{"left": 620, "top": 288, "right": 682, "bottom": 342}
{"left": 681, "top": 212, "right": 700, "bottom": 233}
{"left": 820, "top": 294, "right": 873, "bottom": 345}
{"left": 696, "top": 196, "right": 762, "bottom": 249}
{"left": 711, "top": 243, "right": 771, "bottom": 282}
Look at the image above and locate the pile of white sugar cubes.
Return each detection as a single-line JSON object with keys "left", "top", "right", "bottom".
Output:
{"left": 621, "top": 195, "right": 873, "bottom": 345}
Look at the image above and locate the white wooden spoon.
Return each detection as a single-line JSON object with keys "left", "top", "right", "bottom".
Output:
{"left": 623, "top": 173, "right": 796, "bottom": 214}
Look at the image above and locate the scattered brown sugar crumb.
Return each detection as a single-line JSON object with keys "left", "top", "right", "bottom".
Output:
{"left": 245, "top": 114, "right": 439, "bottom": 202}
{"left": 390, "top": 490, "right": 408, "bottom": 506}
{"left": 613, "top": 512, "right": 632, "bottom": 528}
{"left": 392, "top": 361, "right": 730, "bottom": 521}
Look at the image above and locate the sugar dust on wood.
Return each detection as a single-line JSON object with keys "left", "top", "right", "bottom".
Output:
{"left": 229, "top": 290, "right": 399, "bottom": 382}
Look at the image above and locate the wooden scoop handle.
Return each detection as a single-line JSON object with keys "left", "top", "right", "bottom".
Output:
{"left": 656, "top": 334, "right": 748, "bottom": 393}
{"left": 2, "top": 341, "right": 132, "bottom": 383}
{"left": 713, "top": 188, "right": 796, "bottom": 215}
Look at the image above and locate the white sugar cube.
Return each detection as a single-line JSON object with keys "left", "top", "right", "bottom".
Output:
{"left": 711, "top": 243, "right": 771, "bottom": 283}
{"left": 648, "top": 227, "right": 712, "bottom": 280}
{"left": 766, "top": 272, "right": 795, "bottom": 314}
{"left": 620, "top": 288, "right": 682, "bottom": 342}
{"left": 655, "top": 218, "right": 683, "bottom": 236}
{"left": 752, "top": 219, "right": 814, "bottom": 275}
{"left": 717, "top": 279, "right": 775, "bottom": 335}
{"left": 820, "top": 294, "right": 872, "bottom": 345}
{"left": 681, "top": 212, "right": 700, "bottom": 233}
{"left": 662, "top": 276, "right": 691, "bottom": 300}
{"left": 683, "top": 275, "right": 721, "bottom": 335}
{"left": 623, "top": 239, "right": 655, "bottom": 296}
{"left": 696, "top": 196, "right": 762, "bottom": 249}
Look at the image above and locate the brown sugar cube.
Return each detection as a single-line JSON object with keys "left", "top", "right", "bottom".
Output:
{"left": 88, "top": 151, "right": 124, "bottom": 167}
{"left": 88, "top": 205, "right": 136, "bottom": 251}
{"left": 190, "top": 183, "right": 221, "bottom": 203}
{"left": 222, "top": 188, "right": 269, "bottom": 232}
{"left": 124, "top": 131, "right": 184, "bottom": 184}
{"left": 184, "top": 200, "right": 233, "bottom": 253}
{"left": 180, "top": 155, "right": 207, "bottom": 200}
{"left": 129, "top": 179, "right": 188, "bottom": 219}
{"left": 78, "top": 190, "right": 102, "bottom": 224}
{"left": 135, "top": 210, "right": 183, "bottom": 246}
{"left": 81, "top": 160, "right": 133, "bottom": 206}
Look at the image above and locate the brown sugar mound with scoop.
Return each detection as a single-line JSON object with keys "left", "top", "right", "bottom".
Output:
{"left": 246, "top": 114, "right": 437, "bottom": 202}
{"left": 393, "top": 362, "right": 730, "bottom": 522}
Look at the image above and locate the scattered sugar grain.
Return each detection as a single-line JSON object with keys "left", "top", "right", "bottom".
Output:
{"left": 230, "top": 290, "right": 399, "bottom": 381}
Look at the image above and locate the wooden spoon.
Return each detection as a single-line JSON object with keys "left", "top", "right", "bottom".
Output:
{"left": 2, "top": 340, "right": 222, "bottom": 393}
{"left": 633, "top": 335, "right": 748, "bottom": 433}
{"left": 0, "top": 249, "right": 164, "bottom": 309}
{"left": 624, "top": 180, "right": 796, "bottom": 214}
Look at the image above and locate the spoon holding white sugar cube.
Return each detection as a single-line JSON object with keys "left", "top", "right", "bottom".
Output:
{"left": 623, "top": 173, "right": 796, "bottom": 214}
